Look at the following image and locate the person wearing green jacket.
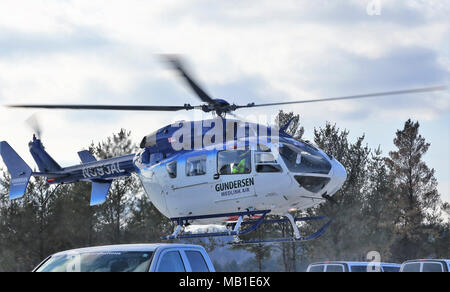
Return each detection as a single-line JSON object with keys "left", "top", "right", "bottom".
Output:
{"left": 232, "top": 158, "right": 247, "bottom": 174}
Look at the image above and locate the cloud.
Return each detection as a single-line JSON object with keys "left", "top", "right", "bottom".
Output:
{"left": 299, "top": 45, "right": 449, "bottom": 121}
{"left": 165, "top": 0, "right": 434, "bottom": 28}
{"left": 0, "top": 27, "right": 111, "bottom": 58}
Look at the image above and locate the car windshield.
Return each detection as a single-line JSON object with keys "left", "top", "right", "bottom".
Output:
{"left": 36, "top": 251, "right": 153, "bottom": 272}
{"left": 278, "top": 138, "right": 331, "bottom": 174}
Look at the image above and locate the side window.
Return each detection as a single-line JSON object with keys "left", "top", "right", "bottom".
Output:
{"left": 255, "top": 153, "right": 277, "bottom": 163}
{"left": 186, "top": 155, "right": 207, "bottom": 177}
{"left": 308, "top": 265, "right": 324, "bottom": 272}
{"left": 402, "top": 263, "right": 420, "bottom": 272}
{"left": 218, "top": 150, "right": 251, "bottom": 175}
{"left": 185, "top": 251, "right": 209, "bottom": 272}
{"left": 166, "top": 161, "right": 177, "bottom": 178}
{"left": 325, "top": 265, "right": 344, "bottom": 272}
{"left": 157, "top": 251, "right": 185, "bottom": 272}
{"left": 255, "top": 152, "right": 282, "bottom": 173}
{"left": 422, "top": 263, "right": 443, "bottom": 272}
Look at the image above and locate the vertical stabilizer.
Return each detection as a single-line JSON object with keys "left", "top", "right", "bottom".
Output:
{"left": 28, "top": 135, "right": 61, "bottom": 172}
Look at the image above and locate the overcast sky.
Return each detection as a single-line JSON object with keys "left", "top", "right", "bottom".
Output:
{"left": 0, "top": 0, "right": 448, "bottom": 203}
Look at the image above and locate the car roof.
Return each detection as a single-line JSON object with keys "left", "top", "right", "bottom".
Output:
{"left": 309, "top": 261, "right": 400, "bottom": 266}
{"left": 50, "top": 243, "right": 204, "bottom": 257}
{"left": 402, "top": 259, "right": 450, "bottom": 264}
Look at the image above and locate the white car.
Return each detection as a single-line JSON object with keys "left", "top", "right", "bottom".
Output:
{"left": 306, "top": 261, "right": 401, "bottom": 272}
{"left": 33, "top": 243, "right": 215, "bottom": 272}
{"left": 400, "top": 259, "right": 450, "bottom": 272}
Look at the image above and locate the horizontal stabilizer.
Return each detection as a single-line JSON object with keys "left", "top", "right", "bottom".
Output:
{"left": 0, "top": 141, "right": 32, "bottom": 200}
{"left": 91, "top": 180, "right": 112, "bottom": 206}
{"left": 78, "top": 150, "right": 96, "bottom": 163}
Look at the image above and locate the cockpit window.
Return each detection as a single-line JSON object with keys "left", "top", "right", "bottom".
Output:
{"left": 278, "top": 141, "right": 331, "bottom": 174}
{"left": 186, "top": 155, "right": 207, "bottom": 176}
{"left": 218, "top": 150, "right": 251, "bottom": 175}
{"left": 294, "top": 176, "right": 330, "bottom": 193}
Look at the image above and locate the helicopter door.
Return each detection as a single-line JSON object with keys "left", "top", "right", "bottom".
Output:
{"left": 253, "top": 149, "right": 292, "bottom": 208}
{"left": 214, "top": 149, "right": 256, "bottom": 205}
{"left": 164, "top": 154, "right": 213, "bottom": 217}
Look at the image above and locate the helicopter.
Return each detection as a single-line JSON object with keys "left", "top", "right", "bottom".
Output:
{"left": 0, "top": 56, "right": 445, "bottom": 244}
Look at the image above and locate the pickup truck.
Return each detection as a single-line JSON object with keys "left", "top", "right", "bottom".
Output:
{"left": 33, "top": 243, "right": 215, "bottom": 272}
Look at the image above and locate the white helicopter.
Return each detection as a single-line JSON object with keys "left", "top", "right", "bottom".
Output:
{"left": 1, "top": 56, "right": 444, "bottom": 243}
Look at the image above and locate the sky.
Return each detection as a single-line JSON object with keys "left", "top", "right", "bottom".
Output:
{"left": 0, "top": 0, "right": 448, "bottom": 203}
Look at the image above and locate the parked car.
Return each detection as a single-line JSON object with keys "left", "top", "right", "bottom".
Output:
{"left": 33, "top": 243, "right": 215, "bottom": 272}
{"left": 306, "top": 261, "right": 401, "bottom": 272}
{"left": 400, "top": 259, "right": 450, "bottom": 272}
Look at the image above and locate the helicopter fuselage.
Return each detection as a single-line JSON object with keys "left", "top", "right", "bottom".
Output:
{"left": 134, "top": 131, "right": 346, "bottom": 224}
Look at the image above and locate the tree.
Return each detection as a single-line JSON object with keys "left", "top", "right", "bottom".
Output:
{"left": 361, "top": 146, "right": 398, "bottom": 259}
{"left": 0, "top": 170, "right": 67, "bottom": 271}
{"left": 124, "top": 195, "right": 172, "bottom": 243}
{"left": 386, "top": 119, "right": 443, "bottom": 260}
{"left": 304, "top": 122, "right": 370, "bottom": 261}
{"left": 49, "top": 181, "right": 97, "bottom": 250}
{"left": 90, "top": 129, "right": 141, "bottom": 244}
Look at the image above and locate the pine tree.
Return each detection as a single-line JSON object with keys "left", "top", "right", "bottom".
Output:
{"left": 91, "top": 129, "right": 141, "bottom": 244}
{"left": 361, "top": 146, "right": 398, "bottom": 259}
{"left": 386, "top": 119, "right": 443, "bottom": 260}
{"left": 304, "top": 122, "right": 370, "bottom": 261}
{"left": 50, "top": 181, "right": 97, "bottom": 250}
{"left": 124, "top": 195, "right": 172, "bottom": 243}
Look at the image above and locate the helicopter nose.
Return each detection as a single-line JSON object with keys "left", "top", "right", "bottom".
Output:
{"left": 328, "top": 159, "right": 347, "bottom": 195}
{"left": 335, "top": 159, "right": 347, "bottom": 184}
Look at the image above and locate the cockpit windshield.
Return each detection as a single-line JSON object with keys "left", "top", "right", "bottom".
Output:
{"left": 278, "top": 138, "right": 331, "bottom": 174}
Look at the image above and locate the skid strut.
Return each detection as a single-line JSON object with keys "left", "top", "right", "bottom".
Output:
{"left": 161, "top": 210, "right": 332, "bottom": 244}
{"left": 232, "top": 216, "right": 333, "bottom": 245}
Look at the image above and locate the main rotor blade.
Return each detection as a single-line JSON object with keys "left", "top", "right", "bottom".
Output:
{"left": 7, "top": 104, "right": 195, "bottom": 111}
{"left": 236, "top": 86, "right": 447, "bottom": 109}
{"left": 163, "top": 55, "right": 217, "bottom": 105}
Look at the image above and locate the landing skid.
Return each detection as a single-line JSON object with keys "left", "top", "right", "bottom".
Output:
{"left": 230, "top": 216, "right": 332, "bottom": 245}
{"left": 161, "top": 210, "right": 332, "bottom": 244}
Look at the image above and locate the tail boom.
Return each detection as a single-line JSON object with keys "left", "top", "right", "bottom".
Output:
{"left": 47, "top": 154, "right": 136, "bottom": 185}
{"left": 0, "top": 139, "right": 137, "bottom": 205}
